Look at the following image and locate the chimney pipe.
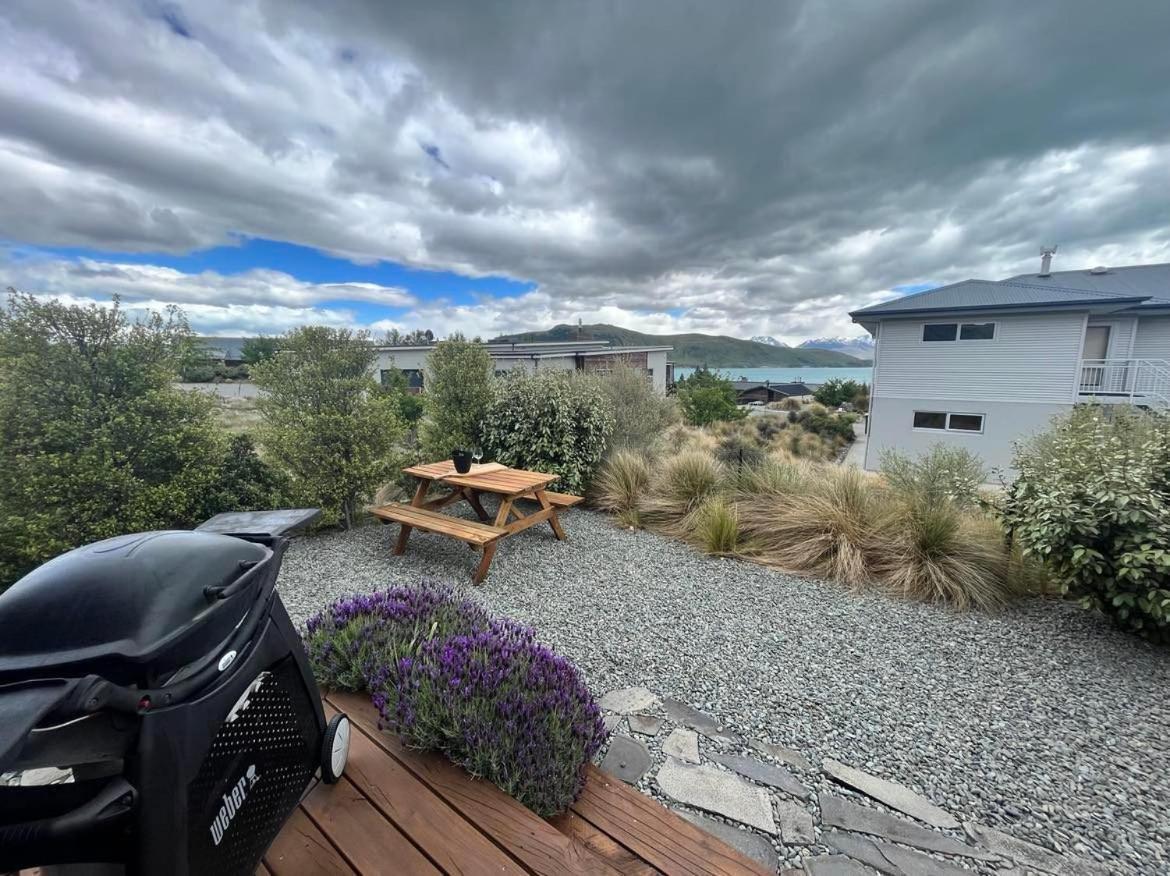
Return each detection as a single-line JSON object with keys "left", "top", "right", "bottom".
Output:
{"left": 1039, "top": 245, "right": 1057, "bottom": 277}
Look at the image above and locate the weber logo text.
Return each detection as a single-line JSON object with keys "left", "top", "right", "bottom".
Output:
{"left": 210, "top": 764, "right": 259, "bottom": 846}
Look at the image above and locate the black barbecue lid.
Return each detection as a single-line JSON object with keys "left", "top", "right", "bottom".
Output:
{"left": 0, "top": 531, "right": 271, "bottom": 683}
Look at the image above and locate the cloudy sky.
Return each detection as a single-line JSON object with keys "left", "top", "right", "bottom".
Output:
{"left": 2, "top": 1, "right": 1169, "bottom": 343}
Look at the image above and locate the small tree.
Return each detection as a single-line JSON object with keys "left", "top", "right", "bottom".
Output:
{"left": 379, "top": 363, "right": 425, "bottom": 425}
{"left": 252, "top": 327, "right": 402, "bottom": 528}
{"left": 481, "top": 371, "right": 614, "bottom": 493}
{"left": 420, "top": 335, "right": 494, "bottom": 459}
{"left": 814, "top": 378, "right": 865, "bottom": 408}
{"left": 240, "top": 335, "right": 280, "bottom": 365}
{"left": 676, "top": 367, "right": 745, "bottom": 426}
{"left": 1002, "top": 406, "right": 1170, "bottom": 641}
{"left": 0, "top": 293, "right": 221, "bottom": 586}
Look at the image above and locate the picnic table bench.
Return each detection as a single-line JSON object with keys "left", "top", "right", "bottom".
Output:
{"left": 370, "top": 460, "right": 582, "bottom": 583}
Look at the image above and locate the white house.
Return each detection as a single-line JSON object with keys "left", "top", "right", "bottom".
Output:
{"left": 850, "top": 261, "right": 1170, "bottom": 473}
{"left": 373, "top": 340, "right": 674, "bottom": 395}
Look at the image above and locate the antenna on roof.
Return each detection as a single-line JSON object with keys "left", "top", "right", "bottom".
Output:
{"left": 1039, "top": 245, "right": 1057, "bottom": 277}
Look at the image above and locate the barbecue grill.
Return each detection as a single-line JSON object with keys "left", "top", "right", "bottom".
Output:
{"left": 0, "top": 510, "right": 348, "bottom": 875}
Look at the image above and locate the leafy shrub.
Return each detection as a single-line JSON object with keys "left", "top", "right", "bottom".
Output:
{"left": 420, "top": 336, "right": 495, "bottom": 459}
{"left": 240, "top": 335, "right": 279, "bottom": 365}
{"left": 597, "top": 363, "right": 679, "bottom": 452}
{"left": 814, "top": 378, "right": 866, "bottom": 408}
{"left": 252, "top": 327, "right": 403, "bottom": 528}
{"left": 481, "top": 371, "right": 614, "bottom": 493}
{"left": 879, "top": 444, "right": 987, "bottom": 509}
{"left": 180, "top": 362, "right": 217, "bottom": 382}
{"left": 874, "top": 494, "right": 1010, "bottom": 609}
{"left": 214, "top": 363, "right": 249, "bottom": 380}
{"left": 714, "top": 430, "right": 767, "bottom": 470}
{"left": 305, "top": 584, "right": 605, "bottom": 816}
{"left": 379, "top": 364, "right": 426, "bottom": 424}
{"left": 199, "top": 434, "right": 289, "bottom": 517}
{"left": 1002, "top": 406, "right": 1170, "bottom": 640}
{"left": 591, "top": 449, "right": 651, "bottom": 527}
{"left": 0, "top": 294, "right": 222, "bottom": 586}
{"left": 692, "top": 497, "right": 739, "bottom": 554}
{"left": 676, "top": 367, "right": 745, "bottom": 426}
{"left": 795, "top": 407, "right": 857, "bottom": 442}
{"left": 641, "top": 450, "right": 725, "bottom": 532}
{"left": 752, "top": 414, "right": 787, "bottom": 443}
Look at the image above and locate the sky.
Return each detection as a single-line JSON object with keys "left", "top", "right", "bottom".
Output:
{"left": 1, "top": 1, "right": 1169, "bottom": 344}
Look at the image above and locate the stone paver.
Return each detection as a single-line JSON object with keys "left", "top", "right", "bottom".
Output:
{"left": 656, "top": 759, "right": 777, "bottom": 834}
{"left": 803, "top": 856, "right": 875, "bottom": 875}
{"left": 824, "top": 830, "right": 969, "bottom": 876}
{"left": 709, "top": 751, "right": 812, "bottom": 800}
{"left": 602, "top": 714, "right": 622, "bottom": 734}
{"left": 663, "top": 698, "right": 742, "bottom": 744}
{"left": 600, "top": 686, "right": 660, "bottom": 714}
{"left": 662, "top": 728, "right": 701, "bottom": 763}
{"left": 675, "top": 808, "right": 780, "bottom": 872}
{"left": 822, "top": 759, "right": 959, "bottom": 829}
{"left": 820, "top": 794, "right": 996, "bottom": 862}
{"left": 750, "top": 738, "right": 814, "bottom": 772}
{"left": 600, "top": 735, "right": 651, "bottom": 784}
{"left": 776, "top": 800, "right": 816, "bottom": 845}
{"left": 628, "top": 714, "right": 664, "bottom": 736}
{"left": 964, "top": 822, "right": 1110, "bottom": 876}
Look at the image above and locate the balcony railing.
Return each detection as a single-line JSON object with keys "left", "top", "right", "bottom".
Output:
{"left": 1078, "top": 358, "right": 1170, "bottom": 409}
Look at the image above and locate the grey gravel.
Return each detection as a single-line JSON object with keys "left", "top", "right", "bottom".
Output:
{"left": 279, "top": 507, "right": 1170, "bottom": 874}
{"left": 824, "top": 830, "right": 970, "bottom": 876}
{"left": 823, "top": 759, "right": 959, "bottom": 829}
{"left": 820, "top": 795, "right": 996, "bottom": 862}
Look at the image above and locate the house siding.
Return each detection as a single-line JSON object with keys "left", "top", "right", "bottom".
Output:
{"left": 872, "top": 312, "right": 1085, "bottom": 403}
{"left": 1132, "top": 316, "right": 1170, "bottom": 360}
{"left": 865, "top": 395, "right": 1069, "bottom": 473}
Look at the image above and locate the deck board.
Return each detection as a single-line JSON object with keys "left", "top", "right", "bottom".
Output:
{"left": 258, "top": 691, "right": 769, "bottom": 876}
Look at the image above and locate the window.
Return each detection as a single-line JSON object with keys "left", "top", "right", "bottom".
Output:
{"left": 923, "top": 322, "right": 996, "bottom": 342}
{"left": 913, "top": 411, "right": 985, "bottom": 433}
{"left": 959, "top": 322, "right": 996, "bottom": 340}
{"left": 923, "top": 323, "right": 958, "bottom": 342}
{"left": 401, "top": 368, "right": 423, "bottom": 389}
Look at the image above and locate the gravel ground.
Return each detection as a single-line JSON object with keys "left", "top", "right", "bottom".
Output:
{"left": 278, "top": 504, "right": 1169, "bottom": 874}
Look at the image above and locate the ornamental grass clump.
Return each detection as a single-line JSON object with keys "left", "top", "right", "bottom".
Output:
{"left": 304, "top": 583, "right": 605, "bottom": 816}
{"left": 640, "top": 450, "right": 726, "bottom": 533}
{"left": 591, "top": 448, "right": 652, "bottom": 527}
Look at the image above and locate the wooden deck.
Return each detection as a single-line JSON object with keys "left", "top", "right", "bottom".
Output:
{"left": 262, "top": 691, "right": 770, "bottom": 876}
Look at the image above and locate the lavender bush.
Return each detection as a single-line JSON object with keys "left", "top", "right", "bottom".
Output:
{"left": 305, "top": 583, "right": 605, "bottom": 816}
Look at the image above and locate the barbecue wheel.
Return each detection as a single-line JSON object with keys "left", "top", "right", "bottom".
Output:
{"left": 321, "top": 714, "right": 350, "bottom": 784}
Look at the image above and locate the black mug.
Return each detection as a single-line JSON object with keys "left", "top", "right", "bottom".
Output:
{"left": 452, "top": 448, "right": 473, "bottom": 474}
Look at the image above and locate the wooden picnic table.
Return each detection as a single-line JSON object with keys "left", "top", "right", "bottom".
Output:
{"left": 370, "top": 460, "right": 583, "bottom": 583}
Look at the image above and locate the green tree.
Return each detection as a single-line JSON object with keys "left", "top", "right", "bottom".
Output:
{"left": 596, "top": 363, "right": 680, "bottom": 452}
{"left": 813, "top": 378, "right": 865, "bottom": 407}
{"left": 0, "top": 292, "right": 221, "bottom": 586}
{"left": 420, "top": 335, "right": 494, "bottom": 459}
{"left": 481, "top": 371, "right": 614, "bottom": 493}
{"left": 240, "top": 335, "right": 280, "bottom": 365}
{"left": 251, "top": 327, "right": 403, "bottom": 528}
{"left": 379, "top": 363, "right": 426, "bottom": 424}
{"left": 676, "top": 367, "right": 745, "bottom": 426}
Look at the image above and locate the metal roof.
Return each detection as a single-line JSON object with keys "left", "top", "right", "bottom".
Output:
{"left": 849, "top": 279, "right": 1149, "bottom": 319}
{"left": 1004, "top": 263, "right": 1170, "bottom": 304}
{"left": 730, "top": 380, "right": 812, "bottom": 395}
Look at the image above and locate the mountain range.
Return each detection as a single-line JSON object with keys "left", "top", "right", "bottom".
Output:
{"left": 491, "top": 324, "right": 868, "bottom": 367}
{"left": 752, "top": 334, "right": 875, "bottom": 359}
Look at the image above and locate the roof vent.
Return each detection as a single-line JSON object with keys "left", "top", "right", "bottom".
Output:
{"left": 1089, "top": 265, "right": 1109, "bottom": 275}
{"left": 1038, "top": 245, "right": 1057, "bottom": 277}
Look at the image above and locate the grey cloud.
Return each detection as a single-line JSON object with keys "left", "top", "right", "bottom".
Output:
{"left": 2, "top": 0, "right": 1170, "bottom": 339}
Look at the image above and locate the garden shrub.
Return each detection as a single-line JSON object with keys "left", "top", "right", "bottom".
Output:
{"left": 0, "top": 294, "right": 223, "bottom": 586}
{"left": 591, "top": 449, "right": 652, "bottom": 527}
{"left": 597, "top": 363, "right": 679, "bottom": 452}
{"left": 779, "top": 397, "right": 802, "bottom": 411}
{"left": 1002, "top": 406, "right": 1170, "bottom": 641}
{"left": 199, "top": 434, "right": 290, "bottom": 518}
{"left": 305, "top": 584, "right": 605, "bottom": 816}
{"left": 676, "top": 367, "right": 745, "bottom": 426}
{"left": 814, "top": 378, "right": 866, "bottom": 408}
{"left": 879, "top": 444, "right": 986, "bottom": 509}
{"left": 251, "top": 327, "right": 403, "bottom": 528}
{"left": 481, "top": 370, "right": 614, "bottom": 494}
{"left": 714, "top": 429, "right": 767, "bottom": 470}
{"left": 420, "top": 336, "right": 495, "bottom": 460}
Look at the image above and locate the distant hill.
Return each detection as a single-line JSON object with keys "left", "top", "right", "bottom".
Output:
{"left": 490, "top": 324, "right": 867, "bottom": 367}
{"left": 798, "top": 336, "right": 875, "bottom": 360}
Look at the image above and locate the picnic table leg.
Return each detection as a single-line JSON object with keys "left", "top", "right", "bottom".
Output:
{"left": 535, "top": 490, "right": 567, "bottom": 541}
{"left": 463, "top": 488, "right": 490, "bottom": 522}
{"left": 394, "top": 477, "right": 429, "bottom": 554}
{"left": 493, "top": 498, "right": 514, "bottom": 528}
{"left": 473, "top": 541, "right": 498, "bottom": 584}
